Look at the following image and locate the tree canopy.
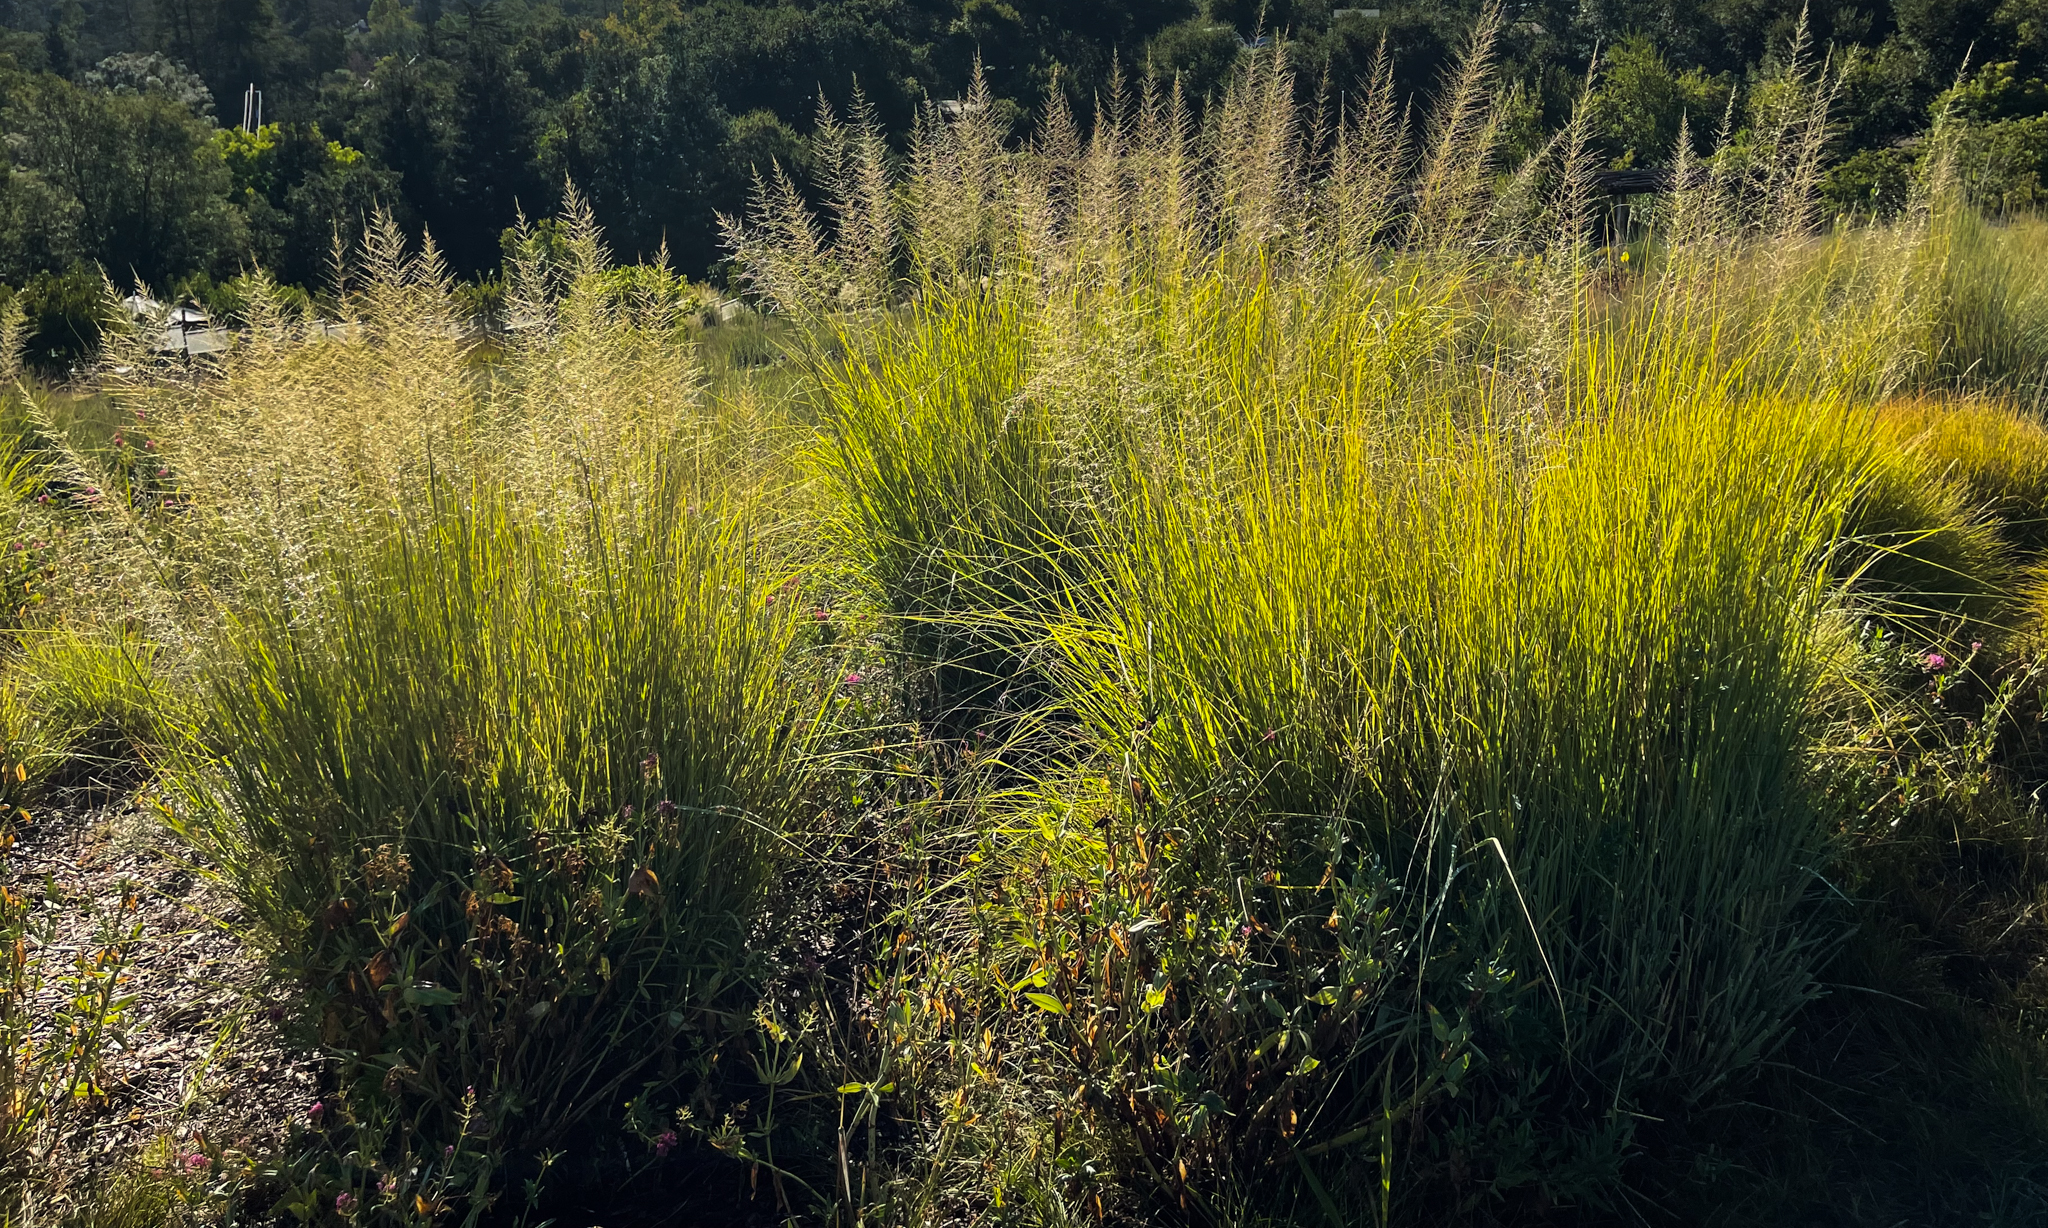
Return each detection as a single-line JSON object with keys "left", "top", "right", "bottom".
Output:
{"left": 0, "top": 0, "right": 2041, "bottom": 358}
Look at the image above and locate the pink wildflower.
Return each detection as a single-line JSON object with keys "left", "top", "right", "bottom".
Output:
{"left": 654, "top": 1130, "right": 678, "bottom": 1157}
{"left": 1925, "top": 652, "right": 1948, "bottom": 672}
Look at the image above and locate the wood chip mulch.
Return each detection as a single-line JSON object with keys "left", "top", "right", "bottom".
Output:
{"left": 7, "top": 788, "right": 318, "bottom": 1218}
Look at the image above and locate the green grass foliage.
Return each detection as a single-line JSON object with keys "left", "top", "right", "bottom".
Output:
{"left": 1880, "top": 395, "right": 2048, "bottom": 560}
{"left": 811, "top": 294, "right": 1077, "bottom": 725}
{"left": 1033, "top": 393, "right": 1852, "bottom": 1212}
{"left": 4, "top": 23, "right": 2048, "bottom": 1228}
{"left": 170, "top": 472, "right": 824, "bottom": 1174}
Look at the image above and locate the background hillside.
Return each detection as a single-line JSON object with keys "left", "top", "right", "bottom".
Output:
{"left": 0, "top": 0, "right": 2037, "bottom": 360}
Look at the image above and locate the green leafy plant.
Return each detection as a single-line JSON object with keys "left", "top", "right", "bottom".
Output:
{"left": 0, "top": 871, "right": 142, "bottom": 1220}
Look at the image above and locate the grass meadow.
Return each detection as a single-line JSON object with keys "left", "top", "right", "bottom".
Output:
{"left": 7, "top": 22, "right": 2048, "bottom": 1228}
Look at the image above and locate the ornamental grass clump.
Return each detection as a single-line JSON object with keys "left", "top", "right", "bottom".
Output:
{"left": 808, "top": 292, "right": 1080, "bottom": 729}
{"left": 715, "top": 15, "right": 2048, "bottom": 1217}
{"left": 170, "top": 469, "right": 822, "bottom": 1195}
{"left": 1877, "top": 395, "right": 2048, "bottom": 562}
{"left": 74, "top": 196, "right": 714, "bottom": 655}
{"left": 1004, "top": 354, "right": 1872, "bottom": 1213}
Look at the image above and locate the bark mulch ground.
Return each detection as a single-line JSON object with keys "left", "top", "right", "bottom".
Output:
{"left": 7, "top": 786, "right": 318, "bottom": 1221}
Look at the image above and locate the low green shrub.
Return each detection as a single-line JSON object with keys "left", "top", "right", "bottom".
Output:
{"left": 9, "top": 265, "right": 111, "bottom": 375}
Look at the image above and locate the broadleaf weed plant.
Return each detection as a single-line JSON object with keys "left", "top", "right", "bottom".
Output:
{"left": 0, "top": 868, "right": 142, "bottom": 1224}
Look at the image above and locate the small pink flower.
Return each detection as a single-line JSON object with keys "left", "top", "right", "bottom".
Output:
{"left": 1970, "top": 641, "right": 1983, "bottom": 654}
{"left": 183, "top": 1152, "right": 209, "bottom": 1171}
{"left": 844, "top": 672, "right": 863, "bottom": 685}
{"left": 443, "top": 1144, "right": 455, "bottom": 1159}
{"left": 654, "top": 1130, "right": 678, "bottom": 1157}
{"left": 308, "top": 1100, "right": 325, "bottom": 1122}
{"left": 335, "top": 1192, "right": 355, "bottom": 1212}
{"left": 1925, "top": 652, "right": 1947, "bottom": 672}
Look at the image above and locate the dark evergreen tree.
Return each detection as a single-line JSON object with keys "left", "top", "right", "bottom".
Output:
{"left": 440, "top": 2, "right": 540, "bottom": 273}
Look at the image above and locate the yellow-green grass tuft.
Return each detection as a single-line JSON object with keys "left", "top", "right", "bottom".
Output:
{"left": 1879, "top": 394, "right": 2048, "bottom": 560}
